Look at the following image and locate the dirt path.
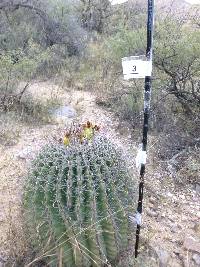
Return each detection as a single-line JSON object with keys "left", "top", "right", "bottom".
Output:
{"left": 0, "top": 81, "right": 199, "bottom": 267}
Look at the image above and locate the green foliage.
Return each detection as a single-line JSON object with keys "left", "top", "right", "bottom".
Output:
{"left": 84, "top": 28, "right": 146, "bottom": 77}
{"left": 78, "top": 0, "right": 111, "bottom": 33}
{"left": 0, "top": 0, "right": 87, "bottom": 89}
{"left": 0, "top": 41, "right": 55, "bottom": 115}
{"left": 155, "top": 20, "right": 200, "bottom": 68}
{"left": 154, "top": 19, "right": 200, "bottom": 112}
{"left": 103, "top": 28, "right": 146, "bottom": 66}
{"left": 0, "top": 41, "right": 51, "bottom": 86}
{"left": 24, "top": 135, "right": 136, "bottom": 266}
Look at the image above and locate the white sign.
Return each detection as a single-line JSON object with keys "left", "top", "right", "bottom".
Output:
{"left": 122, "top": 56, "right": 152, "bottom": 79}
{"left": 185, "top": 0, "right": 200, "bottom": 4}
{"left": 109, "top": 0, "right": 128, "bottom": 5}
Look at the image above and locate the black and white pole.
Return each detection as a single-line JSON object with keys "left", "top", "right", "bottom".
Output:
{"left": 134, "top": 0, "right": 154, "bottom": 258}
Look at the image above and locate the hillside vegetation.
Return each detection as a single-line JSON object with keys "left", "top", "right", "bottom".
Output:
{"left": 0, "top": 0, "right": 200, "bottom": 266}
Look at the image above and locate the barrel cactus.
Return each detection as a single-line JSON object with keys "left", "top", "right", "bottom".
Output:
{"left": 24, "top": 125, "right": 137, "bottom": 266}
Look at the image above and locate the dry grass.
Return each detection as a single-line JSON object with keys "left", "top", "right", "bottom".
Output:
{"left": 0, "top": 113, "right": 22, "bottom": 146}
{"left": 0, "top": 149, "right": 27, "bottom": 264}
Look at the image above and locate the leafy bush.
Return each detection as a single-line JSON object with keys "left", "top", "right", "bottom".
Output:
{"left": 154, "top": 19, "right": 200, "bottom": 113}
{"left": 24, "top": 132, "right": 137, "bottom": 266}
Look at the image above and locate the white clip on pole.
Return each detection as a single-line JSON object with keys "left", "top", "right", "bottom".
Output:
{"left": 135, "top": 145, "right": 147, "bottom": 170}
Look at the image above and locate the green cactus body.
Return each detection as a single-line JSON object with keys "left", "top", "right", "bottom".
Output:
{"left": 24, "top": 135, "right": 137, "bottom": 266}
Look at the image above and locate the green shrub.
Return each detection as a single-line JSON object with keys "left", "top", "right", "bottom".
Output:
{"left": 24, "top": 133, "right": 137, "bottom": 266}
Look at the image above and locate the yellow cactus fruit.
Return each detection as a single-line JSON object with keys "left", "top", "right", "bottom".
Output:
{"left": 83, "top": 127, "right": 94, "bottom": 140}
{"left": 63, "top": 132, "right": 71, "bottom": 146}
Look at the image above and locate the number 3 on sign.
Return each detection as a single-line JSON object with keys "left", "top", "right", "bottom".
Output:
{"left": 132, "top": 65, "right": 136, "bottom": 72}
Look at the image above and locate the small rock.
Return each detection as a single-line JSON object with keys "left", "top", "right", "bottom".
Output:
{"left": 171, "top": 224, "right": 180, "bottom": 233}
{"left": 195, "top": 184, "right": 200, "bottom": 194}
{"left": 183, "top": 236, "right": 200, "bottom": 253}
{"left": 192, "top": 253, "right": 200, "bottom": 265}
{"left": 194, "top": 223, "right": 200, "bottom": 238}
{"left": 16, "top": 147, "right": 33, "bottom": 160}
{"left": 168, "top": 259, "right": 183, "bottom": 267}
{"left": 149, "top": 196, "right": 157, "bottom": 204}
{"left": 50, "top": 105, "right": 76, "bottom": 119}
{"left": 167, "top": 192, "right": 173, "bottom": 198}
{"left": 0, "top": 257, "right": 6, "bottom": 267}
{"left": 190, "top": 222, "right": 196, "bottom": 229}
{"left": 155, "top": 248, "right": 170, "bottom": 267}
{"left": 179, "top": 195, "right": 185, "bottom": 200}
{"left": 0, "top": 213, "right": 5, "bottom": 223}
{"left": 161, "top": 212, "right": 167, "bottom": 218}
{"left": 146, "top": 209, "right": 158, "bottom": 217}
{"left": 173, "top": 248, "right": 182, "bottom": 256}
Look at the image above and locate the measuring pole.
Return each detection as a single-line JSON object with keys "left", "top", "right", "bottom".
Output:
{"left": 135, "top": 0, "right": 154, "bottom": 258}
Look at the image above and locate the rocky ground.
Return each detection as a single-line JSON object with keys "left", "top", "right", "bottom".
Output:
{"left": 0, "top": 81, "right": 199, "bottom": 267}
